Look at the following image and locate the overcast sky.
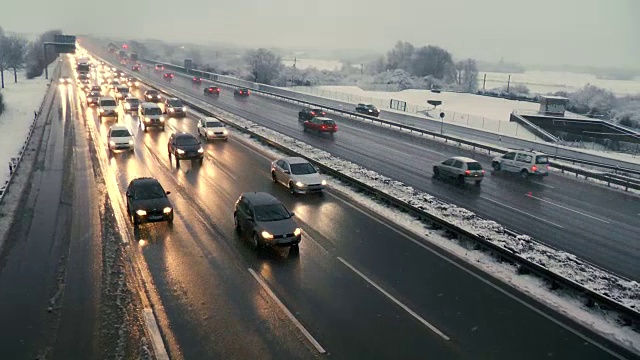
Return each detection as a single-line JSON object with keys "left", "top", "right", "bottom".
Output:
{"left": 1, "top": 0, "right": 637, "bottom": 68}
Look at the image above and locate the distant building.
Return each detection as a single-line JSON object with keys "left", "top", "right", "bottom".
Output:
{"left": 539, "top": 96, "right": 568, "bottom": 116}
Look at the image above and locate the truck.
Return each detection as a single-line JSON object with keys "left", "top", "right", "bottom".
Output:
{"left": 76, "top": 62, "right": 90, "bottom": 74}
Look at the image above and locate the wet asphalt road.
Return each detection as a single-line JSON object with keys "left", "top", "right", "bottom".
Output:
{"left": 75, "top": 56, "right": 639, "bottom": 359}
{"left": 120, "top": 65, "right": 640, "bottom": 281}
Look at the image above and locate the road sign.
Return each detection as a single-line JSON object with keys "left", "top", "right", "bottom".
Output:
{"left": 55, "top": 35, "right": 76, "bottom": 44}
{"left": 440, "top": 112, "right": 445, "bottom": 119}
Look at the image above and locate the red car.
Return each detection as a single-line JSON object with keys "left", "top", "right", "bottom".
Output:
{"left": 192, "top": 77, "right": 203, "bottom": 84}
{"left": 303, "top": 117, "right": 337, "bottom": 135}
{"left": 204, "top": 86, "right": 221, "bottom": 96}
{"left": 155, "top": 64, "right": 164, "bottom": 71}
{"left": 132, "top": 64, "right": 140, "bottom": 71}
{"left": 163, "top": 73, "right": 174, "bottom": 81}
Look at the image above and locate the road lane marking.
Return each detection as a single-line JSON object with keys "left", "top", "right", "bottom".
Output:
{"left": 248, "top": 268, "right": 326, "bottom": 354}
{"left": 525, "top": 193, "right": 610, "bottom": 224}
{"left": 481, "top": 196, "right": 564, "bottom": 229}
{"left": 530, "top": 181, "right": 555, "bottom": 189}
{"left": 337, "top": 257, "right": 451, "bottom": 341}
{"left": 143, "top": 309, "right": 170, "bottom": 360}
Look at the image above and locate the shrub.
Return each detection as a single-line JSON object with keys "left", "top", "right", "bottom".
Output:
{"left": 0, "top": 91, "right": 4, "bottom": 116}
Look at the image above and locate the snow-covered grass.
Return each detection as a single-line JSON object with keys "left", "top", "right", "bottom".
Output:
{"left": 0, "top": 71, "right": 51, "bottom": 187}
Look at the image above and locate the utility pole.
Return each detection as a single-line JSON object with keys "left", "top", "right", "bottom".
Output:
{"left": 507, "top": 74, "right": 511, "bottom": 93}
{"left": 361, "top": 64, "right": 364, "bottom": 75}
{"left": 293, "top": 57, "right": 296, "bottom": 69}
{"left": 482, "top": 73, "right": 486, "bottom": 91}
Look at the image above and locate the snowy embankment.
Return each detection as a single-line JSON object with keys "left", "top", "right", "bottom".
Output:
{"left": 0, "top": 71, "right": 50, "bottom": 188}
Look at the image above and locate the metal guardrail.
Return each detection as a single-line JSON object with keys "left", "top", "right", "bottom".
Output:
{"left": 113, "top": 59, "right": 640, "bottom": 329}
{"left": 140, "top": 58, "right": 640, "bottom": 177}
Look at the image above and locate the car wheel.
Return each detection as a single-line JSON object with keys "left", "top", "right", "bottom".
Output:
{"left": 167, "top": 214, "right": 174, "bottom": 224}
{"left": 252, "top": 233, "right": 262, "bottom": 250}
{"left": 234, "top": 214, "right": 241, "bottom": 233}
{"left": 199, "top": 158, "right": 204, "bottom": 165}
{"left": 432, "top": 167, "right": 440, "bottom": 179}
{"left": 520, "top": 170, "right": 529, "bottom": 179}
{"left": 458, "top": 175, "right": 465, "bottom": 185}
{"left": 176, "top": 157, "right": 180, "bottom": 168}
{"left": 271, "top": 171, "right": 277, "bottom": 183}
{"left": 492, "top": 162, "right": 501, "bottom": 171}
{"left": 289, "top": 182, "right": 296, "bottom": 195}
{"left": 303, "top": 127, "right": 307, "bottom": 132}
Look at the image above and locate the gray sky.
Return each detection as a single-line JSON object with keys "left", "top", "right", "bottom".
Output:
{"left": 1, "top": 0, "right": 637, "bottom": 68}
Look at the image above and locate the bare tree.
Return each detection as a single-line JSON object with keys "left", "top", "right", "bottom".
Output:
{"left": 386, "top": 41, "right": 414, "bottom": 71}
{"left": 0, "top": 27, "right": 7, "bottom": 88}
{"left": 409, "top": 46, "right": 455, "bottom": 81}
{"left": 454, "top": 59, "right": 479, "bottom": 92}
{"left": 4, "top": 36, "right": 27, "bottom": 84}
{"left": 244, "top": 48, "right": 283, "bottom": 84}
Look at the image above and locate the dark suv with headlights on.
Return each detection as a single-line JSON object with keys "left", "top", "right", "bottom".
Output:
{"left": 125, "top": 177, "right": 173, "bottom": 226}
{"left": 144, "top": 89, "right": 161, "bottom": 102}
{"left": 355, "top": 103, "right": 380, "bottom": 117}
{"left": 168, "top": 132, "right": 204, "bottom": 167}
{"left": 234, "top": 192, "right": 301, "bottom": 251}
{"left": 298, "top": 107, "right": 326, "bottom": 121}
{"left": 164, "top": 98, "right": 186, "bottom": 118}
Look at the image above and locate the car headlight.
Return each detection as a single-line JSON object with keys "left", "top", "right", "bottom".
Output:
{"left": 109, "top": 140, "right": 115, "bottom": 147}
{"left": 125, "top": 104, "right": 131, "bottom": 109}
{"left": 128, "top": 139, "right": 134, "bottom": 145}
{"left": 159, "top": 117, "right": 165, "bottom": 122}
{"left": 99, "top": 109, "right": 104, "bottom": 113}
{"left": 182, "top": 107, "right": 186, "bottom": 111}
{"left": 261, "top": 231, "right": 274, "bottom": 239}
{"left": 163, "top": 207, "right": 172, "bottom": 214}
{"left": 197, "top": 148, "right": 204, "bottom": 153}
{"left": 295, "top": 181, "right": 304, "bottom": 187}
{"left": 169, "top": 108, "right": 175, "bottom": 112}
{"left": 177, "top": 149, "right": 185, "bottom": 154}
{"left": 207, "top": 130, "right": 213, "bottom": 135}
{"left": 223, "top": 130, "right": 228, "bottom": 135}
{"left": 294, "top": 228, "right": 302, "bottom": 236}
{"left": 136, "top": 209, "right": 147, "bottom": 216}
{"left": 321, "top": 180, "right": 327, "bottom": 186}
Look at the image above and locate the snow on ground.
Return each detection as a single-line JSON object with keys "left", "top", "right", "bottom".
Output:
{"left": 282, "top": 58, "right": 342, "bottom": 71}
{"left": 0, "top": 71, "right": 50, "bottom": 188}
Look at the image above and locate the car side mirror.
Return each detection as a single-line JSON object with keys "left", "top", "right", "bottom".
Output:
{"left": 284, "top": 170, "right": 290, "bottom": 174}
{"left": 165, "top": 191, "right": 171, "bottom": 195}
{"left": 290, "top": 212, "right": 295, "bottom": 217}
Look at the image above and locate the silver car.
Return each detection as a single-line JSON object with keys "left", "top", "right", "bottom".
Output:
{"left": 433, "top": 156, "right": 485, "bottom": 186}
{"left": 271, "top": 157, "right": 327, "bottom": 194}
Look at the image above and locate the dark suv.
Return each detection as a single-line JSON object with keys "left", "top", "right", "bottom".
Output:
{"left": 234, "top": 192, "right": 301, "bottom": 251}
{"left": 204, "top": 86, "right": 221, "bottom": 96}
{"left": 168, "top": 132, "right": 204, "bottom": 167}
{"left": 298, "top": 107, "right": 326, "bottom": 121}
{"left": 144, "top": 90, "right": 161, "bottom": 102}
{"left": 234, "top": 88, "right": 250, "bottom": 97}
{"left": 164, "top": 98, "right": 186, "bottom": 118}
{"left": 355, "top": 103, "right": 380, "bottom": 117}
{"left": 125, "top": 177, "right": 174, "bottom": 226}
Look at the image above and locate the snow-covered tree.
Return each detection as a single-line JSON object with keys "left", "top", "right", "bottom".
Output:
{"left": 244, "top": 48, "right": 283, "bottom": 84}
{"left": 454, "top": 59, "right": 479, "bottom": 92}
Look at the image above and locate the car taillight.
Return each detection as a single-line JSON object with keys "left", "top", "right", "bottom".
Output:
{"left": 239, "top": 90, "right": 243, "bottom": 94}
{"left": 482, "top": 170, "right": 485, "bottom": 174}
{"left": 310, "top": 112, "right": 315, "bottom": 115}
{"left": 322, "top": 112, "right": 326, "bottom": 115}
{"left": 531, "top": 165, "right": 538, "bottom": 172}
{"left": 547, "top": 165, "right": 550, "bottom": 170}
{"left": 247, "top": 90, "right": 250, "bottom": 94}
{"left": 465, "top": 170, "right": 471, "bottom": 175}
{"left": 216, "top": 89, "right": 220, "bottom": 92}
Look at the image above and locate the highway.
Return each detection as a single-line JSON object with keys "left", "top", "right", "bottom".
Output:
{"left": 58, "top": 54, "right": 638, "bottom": 359}
{"left": 113, "top": 61, "right": 640, "bottom": 281}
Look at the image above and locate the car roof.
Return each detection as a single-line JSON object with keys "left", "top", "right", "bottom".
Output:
{"left": 125, "top": 96, "right": 138, "bottom": 100}
{"left": 99, "top": 96, "right": 116, "bottom": 101}
{"left": 314, "top": 117, "right": 334, "bottom": 121}
{"left": 281, "top": 157, "right": 309, "bottom": 164}
{"left": 242, "top": 192, "right": 281, "bottom": 206}
{"left": 141, "top": 102, "right": 160, "bottom": 108}
{"left": 508, "top": 148, "right": 546, "bottom": 155}
{"left": 451, "top": 156, "right": 479, "bottom": 163}
{"left": 145, "top": 89, "right": 158, "bottom": 93}
{"left": 174, "top": 132, "right": 196, "bottom": 139}
{"left": 166, "top": 97, "right": 181, "bottom": 102}
{"left": 109, "top": 125, "right": 129, "bottom": 132}
{"left": 203, "top": 116, "right": 221, "bottom": 122}
{"left": 131, "top": 177, "right": 162, "bottom": 188}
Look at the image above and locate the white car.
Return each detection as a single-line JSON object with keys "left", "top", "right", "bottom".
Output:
{"left": 492, "top": 149, "right": 550, "bottom": 179}
{"left": 271, "top": 157, "right": 326, "bottom": 194}
{"left": 107, "top": 125, "right": 134, "bottom": 154}
{"left": 197, "top": 117, "right": 229, "bottom": 141}
{"left": 97, "top": 96, "right": 118, "bottom": 121}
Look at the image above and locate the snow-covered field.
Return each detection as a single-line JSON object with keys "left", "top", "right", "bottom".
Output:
{"left": 0, "top": 71, "right": 50, "bottom": 187}
{"left": 282, "top": 58, "right": 343, "bottom": 71}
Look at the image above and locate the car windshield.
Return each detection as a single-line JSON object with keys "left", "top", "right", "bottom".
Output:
{"left": 110, "top": 129, "right": 130, "bottom": 137}
{"left": 290, "top": 162, "right": 317, "bottom": 175}
{"left": 366, "top": 105, "right": 377, "bottom": 110}
{"left": 145, "top": 107, "right": 162, "bottom": 115}
{"left": 253, "top": 204, "right": 290, "bottom": 222}
{"left": 176, "top": 136, "right": 198, "bottom": 146}
{"left": 206, "top": 121, "right": 223, "bottom": 128}
{"left": 311, "top": 108, "right": 322, "bottom": 113}
{"left": 467, "top": 162, "right": 483, "bottom": 170}
{"left": 168, "top": 100, "right": 183, "bottom": 107}
{"left": 146, "top": 90, "right": 158, "bottom": 95}
{"left": 101, "top": 100, "right": 116, "bottom": 106}
{"left": 535, "top": 156, "right": 549, "bottom": 164}
{"left": 89, "top": 92, "right": 100, "bottom": 97}
{"left": 321, "top": 120, "right": 335, "bottom": 125}
{"left": 126, "top": 98, "right": 139, "bottom": 104}
{"left": 134, "top": 183, "right": 166, "bottom": 200}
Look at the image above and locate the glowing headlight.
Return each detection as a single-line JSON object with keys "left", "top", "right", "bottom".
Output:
{"left": 125, "top": 104, "right": 131, "bottom": 109}
{"left": 109, "top": 141, "right": 115, "bottom": 147}
{"left": 295, "top": 181, "right": 304, "bottom": 187}
{"left": 159, "top": 117, "right": 165, "bottom": 122}
{"left": 136, "top": 209, "right": 147, "bottom": 216}
{"left": 197, "top": 148, "right": 204, "bottom": 153}
{"left": 223, "top": 130, "right": 228, "bottom": 135}
{"left": 177, "top": 149, "right": 185, "bottom": 154}
{"left": 182, "top": 107, "right": 186, "bottom": 111}
{"left": 169, "top": 108, "right": 175, "bottom": 112}
{"left": 321, "top": 180, "right": 327, "bottom": 186}
{"left": 261, "top": 231, "right": 274, "bottom": 239}
{"left": 163, "top": 207, "right": 172, "bottom": 214}
{"left": 294, "top": 228, "right": 302, "bottom": 236}
{"left": 99, "top": 109, "right": 104, "bottom": 113}
{"left": 128, "top": 139, "right": 134, "bottom": 145}
{"left": 207, "top": 130, "right": 213, "bottom": 135}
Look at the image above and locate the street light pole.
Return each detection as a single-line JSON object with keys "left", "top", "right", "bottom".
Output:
{"left": 439, "top": 112, "right": 445, "bottom": 135}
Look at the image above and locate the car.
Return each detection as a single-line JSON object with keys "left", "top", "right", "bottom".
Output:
{"left": 192, "top": 77, "right": 203, "bottom": 84}
{"left": 114, "top": 85, "right": 130, "bottom": 101}
{"left": 163, "top": 73, "right": 174, "bottom": 81}
{"left": 125, "top": 77, "right": 140, "bottom": 88}
{"left": 138, "top": 103, "right": 165, "bottom": 131}
{"left": 155, "top": 64, "right": 164, "bottom": 71}
{"left": 197, "top": 117, "right": 229, "bottom": 141}
{"left": 204, "top": 86, "right": 221, "bottom": 96}
{"left": 108, "top": 80, "right": 121, "bottom": 91}
{"left": 303, "top": 117, "right": 337, "bottom": 135}
{"left": 125, "top": 177, "right": 173, "bottom": 226}
{"left": 131, "top": 64, "right": 140, "bottom": 71}
{"left": 491, "top": 149, "right": 550, "bottom": 179}
{"left": 86, "top": 91, "right": 101, "bottom": 106}
{"left": 163, "top": 98, "right": 186, "bottom": 118}
{"left": 107, "top": 125, "right": 134, "bottom": 154}
{"left": 233, "top": 192, "right": 301, "bottom": 251}
{"left": 97, "top": 97, "right": 118, "bottom": 121}
{"left": 167, "top": 132, "right": 204, "bottom": 168}
{"left": 234, "top": 88, "right": 250, "bottom": 97}
{"left": 80, "top": 80, "right": 92, "bottom": 92}
{"left": 77, "top": 73, "right": 90, "bottom": 82}
{"left": 59, "top": 76, "right": 71, "bottom": 84}
{"left": 89, "top": 85, "right": 102, "bottom": 93}
{"left": 298, "top": 107, "right": 326, "bottom": 121}
{"left": 123, "top": 97, "right": 141, "bottom": 113}
{"left": 433, "top": 156, "right": 485, "bottom": 186}
{"left": 271, "top": 157, "right": 326, "bottom": 194}
{"left": 355, "top": 103, "right": 380, "bottom": 117}
{"left": 144, "top": 89, "right": 161, "bottom": 102}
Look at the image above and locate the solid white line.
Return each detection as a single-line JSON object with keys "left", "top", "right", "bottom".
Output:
{"left": 530, "top": 181, "right": 555, "bottom": 189}
{"left": 525, "top": 193, "right": 610, "bottom": 224}
{"left": 248, "top": 268, "right": 326, "bottom": 354}
{"left": 481, "top": 196, "right": 564, "bottom": 228}
{"left": 143, "top": 308, "right": 170, "bottom": 360}
{"left": 336, "top": 257, "right": 451, "bottom": 341}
